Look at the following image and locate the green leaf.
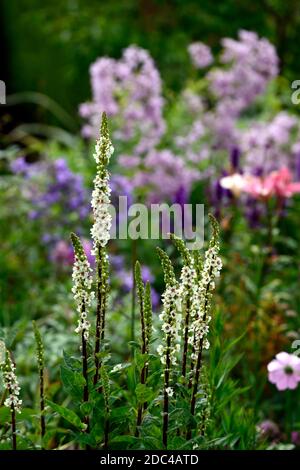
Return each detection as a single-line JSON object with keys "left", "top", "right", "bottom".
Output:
{"left": 128, "top": 341, "right": 141, "bottom": 350}
{"left": 80, "top": 402, "right": 93, "bottom": 415}
{"left": 135, "top": 352, "right": 149, "bottom": 369}
{"left": 60, "top": 365, "right": 85, "bottom": 402}
{"left": 46, "top": 400, "right": 87, "bottom": 431}
{"left": 0, "top": 406, "right": 11, "bottom": 423}
{"left": 110, "top": 405, "right": 133, "bottom": 423}
{"left": 135, "top": 383, "right": 155, "bottom": 403}
{"left": 63, "top": 351, "right": 81, "bottom": 371}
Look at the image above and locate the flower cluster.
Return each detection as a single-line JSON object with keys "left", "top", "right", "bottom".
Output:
{"left": 189, "top": 223, "right": 222, "bottom": 355}
{"left": 220, "top": 167, "right": 300, "bottom": 200}
{"left": 71, "top": 233, "right": 94, "bottom": 341}
{"left": 157, "top": 249, "right": 182, "bottom": 368}
{"left": 208, "top": 30, "right": 278, "bottom": 117}
{"left": 188, "top": 42, "right": 213, "bottom": 69}
{"left": 132, "top": 149, "right": 199, "bottom": 204}
{"left": 241, "top": 113, "right": 298, "bottom": 174}
{"left": 91, "top": 114, "right": 114, "bottom": 250}
{"left": 1, "top": 354, "right": 22, "bottom": 413}
{"left": 80, "top": 45, "right": 165, "bottom": 155}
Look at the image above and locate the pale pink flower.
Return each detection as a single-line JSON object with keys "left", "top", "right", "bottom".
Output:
{"left": 267, "top": 352, "right": 300, "bottom": 391}
{"left": 243, "top": 167, "right": 300, "bottom": 199}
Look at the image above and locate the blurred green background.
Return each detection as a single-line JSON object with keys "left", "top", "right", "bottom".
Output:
{"left": 2, "top": 0, "right": 300, "bottom": 118}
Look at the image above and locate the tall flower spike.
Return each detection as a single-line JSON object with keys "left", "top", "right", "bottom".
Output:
{"left": 156, "top": 247, "right": 176, "bottom": 286}
{"left": 100, "top": 365, "right": 111, "bottom": 449}
{"left": 187, "top": 214, "right": 222, "bottom": 439}
{"left": 71, "top": 232, "right": 94, "bottom": 341}
{"left": 91, "top": 112, "right": 114, "bottom": 250}
{"left": 1, "top": 351, "right": 22, "bottom": 414}
{"left": 135, "top": 261, "right": 146, "bottom": 354}
{"left": 144, "top": 281, "right": 153, "bottom": 351}
{"left": 135, "top": 261, "right": 152, "bottom": 435}
{"left": 33, "top": 321, "right": 46, "bottom": 440}
{"left": 157, "top": 247, "right": 181, "bottom": 448}
{"left": 190, "top": 214, "right": 222, "bottom": 355}
{"left": 170, "top": 234, "right": 197, "bottom": 378}
{"left": 92, "top": 113, "right": 113, "bottom": 386}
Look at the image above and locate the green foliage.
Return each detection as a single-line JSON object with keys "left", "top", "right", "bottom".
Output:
{"left": 46, "top": 400, "right": 87, "bottom": 432}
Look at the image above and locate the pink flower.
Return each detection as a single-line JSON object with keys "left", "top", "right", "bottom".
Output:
{"left": 243, "top": 167, "right": 300, "bottom": 199}
{"left": 267, "top": 352, "right": 300, "bottom": 391}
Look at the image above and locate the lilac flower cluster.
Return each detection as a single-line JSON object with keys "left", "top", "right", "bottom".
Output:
{"left": 79, "top": 31, "right": 300, "bottom": 224}
{"left": 131, "top": 150, "right": 200, "bottom": 204}
{"left": 178, "top": 30, "right": 280, "bottom": 160}
{"left": 241, "top": 112, "right": 298, "bottom": 173}
{"left": 80, "top": 45, "right": 165, "bottom": 155}
{"left": 208, "top": 30, "right": 279, "bottom": 118}
{"left": 188, "top": 42, "right": 213, "bottom": 69}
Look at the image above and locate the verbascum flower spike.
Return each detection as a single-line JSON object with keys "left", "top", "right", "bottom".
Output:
{"left": 190, "top": 214, "right": 222, "bottom": 355}
{"left": 92, "top": 113, "right": 113, "bottom": 386}
{"left": 71, "top": 232, "right": 94, "bottom": 342}
{"left": 33, "top": 321, "right": 46, "bottom": 440}
{"left": 135, "top": 261, "right": 146, "bottom": 355}
{"left": 1, "top": 352, "right": 22, "bottom": 414}
{"left": 135, "top": 261, "right": 149, "bottom": 435}
{"left": 188, "top": 214, "right": 222, "bottom": 439}
{"left": 157, "top": 247, "right": 181, "bottom": 448}
{"left": 144, "top": 281, "right": 153, "bottom": 351}
{"left": 100, "top": 365, "right": 111, "bottom": 449}
{"left": 91, "top": 112, "right": 114, "bottom": 249}
{"left": 71, "top": 232, "right": 93, "bottom": 431}
{"left": 170, "top": 234, "right": 197, "bottom": 379}
{"left": 169, "top": 233, "right": 192, "bottom": 266}
{"left": 156, "top": 247, "right": 176, "bottom": 285}
{"left": 1, "top": 349, "right": 22, "bottom": 450}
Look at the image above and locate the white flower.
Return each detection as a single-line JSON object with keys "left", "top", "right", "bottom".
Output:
{"left": 71, "top": 235, "right": 94, "bottom": 341}
{"left": 111, "top": 363, "right": 123, "bottom": 373}
{"left": 187, "top": 240, "right": 222, "bottom": 354}
{"left": 166, "top": 387, "right": 174, "bottom": 397}
{"left": 220, "top": 173, "right": 247, "bottom": 197}
{"left": 157, "top": 283, "right": 182, "bottom": 366}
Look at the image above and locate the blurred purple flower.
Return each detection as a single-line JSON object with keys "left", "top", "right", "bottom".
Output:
{"left": 11, "top": 157, "right": 90, "bottom": 245}
{"left": 291, "top": 431, "right": 300, "bottom": 446}
{"left": 257, "top": 420, "right": 280, "bottom": 440}
{"left": 188, "top": 42, "right": 213, "bottom": 69}
{"left": 10, "top": 156, "right": 29, "bottom": 174}
{"left": 110, "top": 254, "right": 159, "bottom": 308}
{"left": 133, "top": 149, "right": 199, "bottom": 204}
{"left": 50, "top": 238, "right": 94, "bottom": 268}
{"left": 80, "top": 45, "right": 165, "bottom": 154}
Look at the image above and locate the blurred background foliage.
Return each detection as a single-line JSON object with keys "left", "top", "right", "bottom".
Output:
{"left": 2, "top": 0, "right": 300, "bottom": 120}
